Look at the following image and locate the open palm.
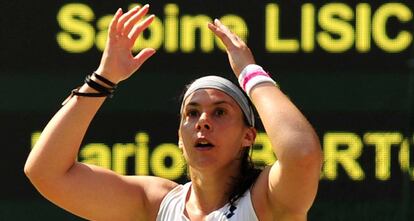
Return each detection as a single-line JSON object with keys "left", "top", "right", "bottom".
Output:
{"left": 96, "top": 5, "right": 156, "bottom": 84}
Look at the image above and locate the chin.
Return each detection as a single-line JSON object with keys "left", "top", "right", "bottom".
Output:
{"left": 188, "top": 158, "right": 219, "bottom": 171}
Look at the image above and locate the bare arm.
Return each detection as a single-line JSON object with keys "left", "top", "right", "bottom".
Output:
{"left": 209, "top": 19, "right": 323, "bottom": 219}
{"left": 24, "top": 5, "right": 176, "bottom": 221}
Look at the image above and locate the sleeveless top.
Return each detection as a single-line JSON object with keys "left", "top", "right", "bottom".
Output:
{"left": 156, "top": 182, "right": 259, "bottom": 221}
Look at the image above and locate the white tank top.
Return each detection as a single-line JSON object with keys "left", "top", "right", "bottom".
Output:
{"left": 156, "top": 182, "right": 259, "bottom": 221}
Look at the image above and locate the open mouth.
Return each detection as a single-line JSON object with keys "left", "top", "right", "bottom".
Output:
{"left": 194, "top": 139, "right": 215, "bottom": 150}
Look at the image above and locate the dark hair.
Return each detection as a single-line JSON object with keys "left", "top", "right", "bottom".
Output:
{"left": 226, "top": 97, "right": 262, "bottom": 210}
{"left": 227, "top": 147, "right": 262, "bottom": 209}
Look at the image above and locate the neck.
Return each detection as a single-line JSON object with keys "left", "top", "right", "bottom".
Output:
{"left": 186, "top": 162, "right": 240, "bottom": 215}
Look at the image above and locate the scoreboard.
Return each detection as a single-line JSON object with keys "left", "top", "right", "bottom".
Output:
{"left": 0, "top": 0, "right": 413, "bottom": 220}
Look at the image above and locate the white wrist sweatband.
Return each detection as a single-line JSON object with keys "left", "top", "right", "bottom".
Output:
{"left": 238, "top": 64, "right": 277, "bottom": 96}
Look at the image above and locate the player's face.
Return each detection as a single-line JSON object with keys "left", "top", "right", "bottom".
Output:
{"left": 179, "top": 89, "right": 255, "bottom": 171}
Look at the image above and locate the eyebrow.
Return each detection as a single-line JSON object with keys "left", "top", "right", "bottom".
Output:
{"left": 186, "top": 100, "right": 232, "bottom": 107}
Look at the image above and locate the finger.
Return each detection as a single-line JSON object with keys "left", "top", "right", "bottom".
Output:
{"left": 129, "top": 15, "right": 155, "bottom": 43}
{"left": 108, "top": 8, "right": 123, "bottom": 37}
{"left": 123, "top": 4, "right": 149, "bottom": 36}
{"left": 213, "top": 19, "right": 241, "bottom": 44}
{"left": 214, "top": 19, "right": 233, "bottom": 35}
{"left": 208, "top": 21, "right": 234, "bottom": 49}
{"left": 132, "top": 48, "right": 156, "bottom": 69}
{"left": 117, "top": 5, "right": 141, "bottom": 33}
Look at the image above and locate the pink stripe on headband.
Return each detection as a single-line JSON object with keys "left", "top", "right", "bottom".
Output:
{"left": 242, "top": 71, "right": 270, "bottom": 91}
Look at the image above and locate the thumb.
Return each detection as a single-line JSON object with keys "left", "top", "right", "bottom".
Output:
{"left": 132, "top": 48, "right": 156, "bottom": 69}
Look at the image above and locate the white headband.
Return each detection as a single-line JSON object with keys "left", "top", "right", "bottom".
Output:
{"left": 181, "top": 75, "right": 255, "bottom": 127}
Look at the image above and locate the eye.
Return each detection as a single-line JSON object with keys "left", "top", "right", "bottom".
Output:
{"left": 214, "top": 108, "right": 226, "bottom": 116}
{"left": 186, "top": 109, "right": 199, "bottom": 117}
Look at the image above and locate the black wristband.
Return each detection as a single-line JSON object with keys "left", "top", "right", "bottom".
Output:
{"left": 61, "top": 72, "right": 118, "bottom": 106}
{"left": 72, "top": 88, "right": 108, "bottom": 97}
{"left": 93, "top": 72, "right": 117, "bottom": 88}
{"left": 61, "top": 87, "right": 109, "bottom": 106}
{"left": 85, "top": 74, "right": 114, "bottom": 95}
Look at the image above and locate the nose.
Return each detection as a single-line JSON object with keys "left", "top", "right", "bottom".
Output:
{"left": 196, "top": 113, "right": 212, "bottom": 131}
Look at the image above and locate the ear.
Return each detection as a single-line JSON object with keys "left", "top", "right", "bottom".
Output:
{"left": 178, "top": 139, "right": 184, "bottom": 149}
{"left": 242, "top": 127, "right": 256, "bottom": 147}
{"left": 178, "top": 130, "right": 184, "bottom": 149}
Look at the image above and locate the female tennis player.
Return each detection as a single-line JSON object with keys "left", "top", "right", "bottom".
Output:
{"left": 25, "top": 4, "right": 322, "bottom": 221}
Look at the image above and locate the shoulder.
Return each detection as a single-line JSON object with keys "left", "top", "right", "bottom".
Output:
{"left": 123, "top": 175, "right": 178, "bottom": 197}
{"left": 123, "top": 176, "right": 179, "bottom": 220}
{"left": 250, "top": 166, "right": 308, "bottom": 221}
{"left": 250, "top": 166, "right": 274, "bottom": 220}
{"left": 155, "top": 182, "right": 191, "bottom": 221}
{"left": 227, "top": 188, "right": 259, "bottom": 221}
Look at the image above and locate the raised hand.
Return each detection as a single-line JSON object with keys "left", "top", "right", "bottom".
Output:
{"left": 208, "top": 19, "right": 256, "bottom": 77}
{"left": 96, "top": 5, "right": 156, "bottom": 84}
